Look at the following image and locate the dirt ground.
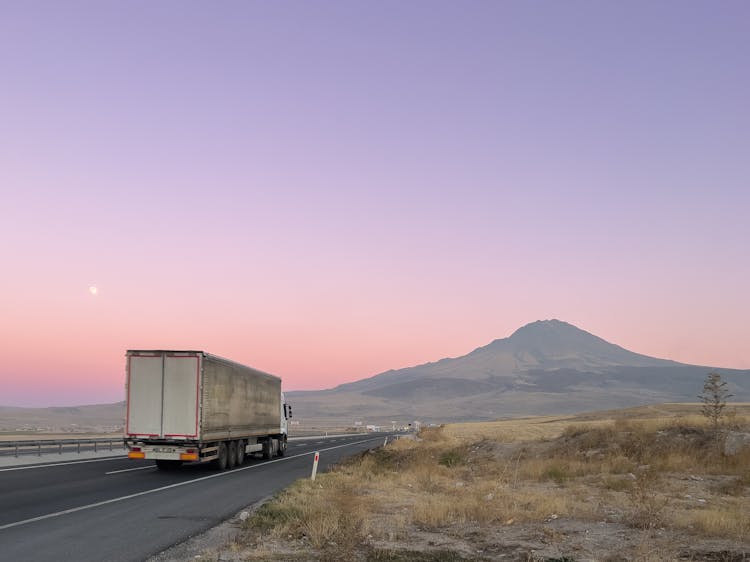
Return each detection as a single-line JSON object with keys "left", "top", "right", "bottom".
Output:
{"left": 150, "top": 498, "right": 750, "bottom": 562}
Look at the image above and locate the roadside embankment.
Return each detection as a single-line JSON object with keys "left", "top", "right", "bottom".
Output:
{"left": 199, "top": 410, "right": 750, "bottom": 561}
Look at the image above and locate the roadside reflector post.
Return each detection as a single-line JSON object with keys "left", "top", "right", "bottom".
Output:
{"left": 311, "top": 451, "right": 320, "bottom": 480}
{"left": 384, "top": 436, "right": 388, "bottom": 447}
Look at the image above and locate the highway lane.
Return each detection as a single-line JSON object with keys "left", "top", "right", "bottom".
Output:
{"left": 0, "top": 433, "right": 394, "bottom": 562}
{"left": 0, "top": 435, "right": 377, "bottom": 526}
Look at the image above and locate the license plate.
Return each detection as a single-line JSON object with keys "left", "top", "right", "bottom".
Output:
{"left": 152, "top": 447, "right": 175, "bottom": 453}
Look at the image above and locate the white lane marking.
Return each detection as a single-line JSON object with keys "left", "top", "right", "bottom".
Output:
{"left": 0, "top": 437, "right": 382, "bottom": 532}
{"left": 0, "top": 456, "right": 124, "bottom": 473}
{"left": 105, "top": 465, "right": 155, "bottom": 475}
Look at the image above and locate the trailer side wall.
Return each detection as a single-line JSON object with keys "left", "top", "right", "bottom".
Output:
{"left": 200, "top": 355, "right": 281, "bottom": 441}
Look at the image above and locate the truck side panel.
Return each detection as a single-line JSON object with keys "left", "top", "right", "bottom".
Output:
{"left": 126, "top": 354, "right": 164, "bottom": 436}
{"left": 163, "top": 354, "right": 200, "bottom": 437}
{"left": 201, "top": 356, "right": 281, "bottom": 439}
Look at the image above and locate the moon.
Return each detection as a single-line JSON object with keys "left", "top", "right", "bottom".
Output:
{"left": 89, "top": 286, "right": 98, "bottom": 296}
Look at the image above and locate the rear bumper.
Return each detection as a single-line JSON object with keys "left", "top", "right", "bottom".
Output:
{"left": 125, "top": 439, "right": 202, "bottom": 462}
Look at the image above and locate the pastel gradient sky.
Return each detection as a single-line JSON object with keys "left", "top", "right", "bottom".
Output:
{"left": 1, "top": 2, "right": 748, "bottom": 407}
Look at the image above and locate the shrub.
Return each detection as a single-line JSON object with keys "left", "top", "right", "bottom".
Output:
{"left": 626, "top": 469, "right": 669, "bottom": 530}
{"left": 699, "top": 372, "right": 733, "bottom": 430}
{"left": 247, "top": 499, "right": 302, "bottom": 532}
{"left": 438, "top": 447, "right": 468, "bottom": 468}
{"left": 542, "top": 465, "right": 569, "bottom": 485}
{"left": 601, "top": 475, "right": 633, "bottom": 492}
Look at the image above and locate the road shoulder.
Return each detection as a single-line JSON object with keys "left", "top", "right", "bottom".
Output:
{"left": 147, "top": 498, "right": 270, "bottom": 562}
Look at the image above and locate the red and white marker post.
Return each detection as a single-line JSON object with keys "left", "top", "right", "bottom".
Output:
{"left": 311, "top": 451, "right": 320, "bottom": 480}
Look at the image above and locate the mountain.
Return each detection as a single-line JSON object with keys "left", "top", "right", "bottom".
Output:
{"left": 288, "top": 320, "right": 750, "bottom": 425}
{"left": 334, "top": 320, "right": 678, "bottom": 394}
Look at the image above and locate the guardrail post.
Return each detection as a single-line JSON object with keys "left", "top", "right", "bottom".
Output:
{"left": 77, "top": 442, "right": 81, "bottom": 454}
{"left": 94, "top": 440, "right": 97, "bottom": 453}
{"left": 37, "top": 442, "right": 41, "bottom": 456}
{"left": 59, "top": 442, "right": 62, "bottom": 454}
{"left": 15, "top": 443, "right": 18, "bottom": 458}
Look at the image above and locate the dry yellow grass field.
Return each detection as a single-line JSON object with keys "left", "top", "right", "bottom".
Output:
{"left": 444, "top": 403, "right": 750, "bottom": 442}
{"left": 202, "top": 404, "right": 750, "bottom": 561}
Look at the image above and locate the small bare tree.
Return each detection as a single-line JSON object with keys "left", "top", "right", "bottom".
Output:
{"left": 698, "top": 371, "right": 733, "bottom": 430}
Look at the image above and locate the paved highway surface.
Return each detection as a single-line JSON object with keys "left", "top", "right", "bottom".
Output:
{"left": 0, "top": 433, "right": 394, "bottom": 561}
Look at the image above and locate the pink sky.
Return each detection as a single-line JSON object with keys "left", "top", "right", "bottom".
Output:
{"left": 1, "top": 2, "right": 748, "bottom": 407}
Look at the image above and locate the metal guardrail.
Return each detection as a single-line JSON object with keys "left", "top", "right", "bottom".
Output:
{"left": 0, "top": 438, "right": 125, "bottom": 458}
{"left": 288, "top": 428, "right": 370, "bottom": 437}
{"left": 0, "top": 431, "right": 370, "bottom": 458}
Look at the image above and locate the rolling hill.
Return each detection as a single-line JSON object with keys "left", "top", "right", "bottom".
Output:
{"left": 0, "top": 402, "right": 126, "bottom": 433}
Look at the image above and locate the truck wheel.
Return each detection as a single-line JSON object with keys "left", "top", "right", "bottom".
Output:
{"left": 156, "top": 460, "right": 182, "bottom": 471}
{"left": 227, "top": 441, "right": 237, "bottom": 469}
{"left": 215, "top": 442, "right": 228, "bottom": 471}
{"left": 262, "top": 439, "right": 272, "bottom": 460}
{"left": 277, "top": 437, "right": 287, "bottom": 457}
{"left": 236, "top": 440, "right": 245, "bottom": 466}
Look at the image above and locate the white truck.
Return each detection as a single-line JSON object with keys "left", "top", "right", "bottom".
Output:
{"left": 124, "top": 350, "right": 292, "bottom": 470}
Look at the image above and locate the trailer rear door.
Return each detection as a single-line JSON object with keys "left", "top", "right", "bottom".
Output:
{"left": 126, "top": 352, "right": 201, "bottom": 438}
{"left": 163, "top": 354, "right": 200, "bottom": 437}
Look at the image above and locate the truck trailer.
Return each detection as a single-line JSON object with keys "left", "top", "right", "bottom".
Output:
{"left": 124, "top": 350, "right": 292, "bottom": 470}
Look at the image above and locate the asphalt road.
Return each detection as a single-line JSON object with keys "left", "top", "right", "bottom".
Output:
{"left": 0, "top": 433, "right": 393, "bottom": 562}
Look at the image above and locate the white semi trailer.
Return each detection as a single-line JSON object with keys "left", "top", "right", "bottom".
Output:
{"left": 124, "top": 350, "right": 292, "bottom": 470}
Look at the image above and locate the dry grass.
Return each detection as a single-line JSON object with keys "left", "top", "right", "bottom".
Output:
{"left": 443, "top": 415, "right": 602, "bottom": 442}
{"left": 243, "top": 470, "right": 375, "bottom": 551}
{"left": 674, "top": 501, "right": 750, "bottom": 538}
{"left": 225, "top": 406, "right": 750, "bottom": 560}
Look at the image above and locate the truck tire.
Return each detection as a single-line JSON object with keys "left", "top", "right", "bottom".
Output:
{"left": 262, "top": 439, "right": 272, "bottom": 460}
{"left": 277, "top": 436, "right": 287, "bottom": 457}
{"left": 227, "top": 441, "right": 237, "bottom": 469}
{"left": 155, "top": 460, "right": 182, "bottom": 471}
{"left": 215, "top": 442, "right": 228, "bottom": 471}
{"left": 236, "top": 440, "right": 245, "bottom": 466}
